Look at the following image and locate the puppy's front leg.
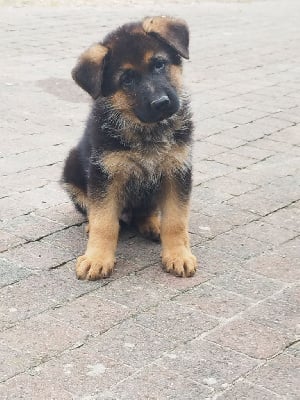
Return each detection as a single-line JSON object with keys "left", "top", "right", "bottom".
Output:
{"left": 160, "top": 176, "right": 197, "bottom": 277}
{"left": 76, "top": 196, "right": 120, "bottom": 280}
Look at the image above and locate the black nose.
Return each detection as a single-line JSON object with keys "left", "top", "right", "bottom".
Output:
{"left": 151, "top": 96, "right": 170, "bottom": 112}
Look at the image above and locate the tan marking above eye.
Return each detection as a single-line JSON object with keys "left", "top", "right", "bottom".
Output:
{"left": 143, "top": 50, "right": 155, "bottom": 64}
{"left": 121, "top": 62, "right": 135, "bottom": 70}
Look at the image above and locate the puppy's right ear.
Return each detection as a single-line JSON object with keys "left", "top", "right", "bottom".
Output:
{"left": 72, "top": 44, "right": 108, "bottom": 99}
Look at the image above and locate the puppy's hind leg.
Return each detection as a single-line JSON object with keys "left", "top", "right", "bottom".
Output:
{"left": 62, "top": 147, "right": 88, "bottom": 215}
{"left": 134, "top": 210, "right": 161, "bottom": 242}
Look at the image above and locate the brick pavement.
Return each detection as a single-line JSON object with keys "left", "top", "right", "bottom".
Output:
{"left": 0, "top": 1, "right": 299, "bottom": 399}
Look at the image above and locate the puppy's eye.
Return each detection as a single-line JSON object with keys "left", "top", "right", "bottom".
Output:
{"left": 153, "top": 59, "right": 166, "bottom": 71}
{"left": 120, "top": 71, "right": 134, "bottom": 87}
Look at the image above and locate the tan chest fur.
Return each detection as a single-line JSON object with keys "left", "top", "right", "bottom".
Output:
{"left": 102, "top": 143, "right": 190, "bottom": 184}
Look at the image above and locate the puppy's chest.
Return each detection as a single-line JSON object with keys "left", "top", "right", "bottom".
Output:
{"left": 103, "top": 145, "right": 189, "bottom": 183}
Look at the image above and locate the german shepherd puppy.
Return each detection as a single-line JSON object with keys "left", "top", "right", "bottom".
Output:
{"left": 62, "top": 16, "right": 197, "bottom": 280}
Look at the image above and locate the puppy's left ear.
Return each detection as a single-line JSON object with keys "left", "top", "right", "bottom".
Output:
{"left": 72, "top": 43, "right": 108, "bottom": 99}
{"left": 143, "top": 16, "right": 189, "bottom": 59}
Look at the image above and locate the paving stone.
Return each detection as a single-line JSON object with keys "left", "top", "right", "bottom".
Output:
{"left": 270, "top": 125, "right": 300, "bottom": 145}
{"left": 274, "top": 108, "right": 300, "bottom": 124}
{"left": 192, "top": 245, "right": 242, "bottom": 276}
{"left": 221, "top": 107, "right": 268, "bottom": 124}
{"left": 102, "top": 364, "right": 212, "bottom": 400}
{"left": 232, "top": 220, "right": 297, "bottom": 245}
{"left": 48, "top": 294, "right": 132, "bottom": 336}
{"left": 94, "top": 273, "right": 177, "bottom": 312}
{"left": 202, "top": 176, "right": 258, "bottom": 197}
{"left": 0, "top": 374, "right": 72, "bottom": 400}
{"left": 191, "top": 186, "right": 234, "bottom": 213}
{"left": 0, "top": 258, "right": 32, "bottom": 288}
{"left": 217, "top": 380, "right": 282, "bottom": 399}
{"left": 206, "top": 131, "right": 247, "bottom": 149}
{"left": 0, "top": 264, "right": 102, "bottom": 330}
{"left": 242, "top": 285, "right": 300, "bottom": 339}
{"left": 156, "top": 338, "right": 258, "bottom": 390}
{"left": 176, "top": 282, "right": 251, "bottom": 319}
{"left": 0, "top": 230, "right": 25, "bottom": 252}
{"left": 0, "top": 344, "right": 32, "bottom": 382}
{"left": 35, "top": 202, "right": 86, "bottom": 226}
{"left": 30, "top": 347, "right": 135, "bottom": 398}
{"left": 262, "top": 205, "right": 300, "bottom": 232}
{"left": 213, "top": 152, "right": 257, "bottom": 168}
{"left": 134, "top": 300, "right": 218, "bottom": 341}
{"left": 2, "top": 240, "right": 75, "bottom": 270}
{"left": 193, "top": 140, "right": 227, "bottom": 158}
{"left": 0, "top": 213, "right": 65, "bottom": 241}
{"left": 247, "top": 353, "right": 300, "bottom": 399}
{"left": 244, "top": 251, "right": 300, "bottom": 282}
{"left": 193, "top": 159, "right": 236, "bottom": 180}
{"left": 230, "top": 144, "right": 275, "bottom": 160}
{"left": 199, "top": 203, "right": 258, "bottom": 227}
{"left": 206, "top": 318, "right": 290, "bottom": 359}
{"left": 285, "top": 340, "right": 300, "bottom": 358}
{"left": 196, "top": 116, "right": 237, "bottom": 138}
{"left": 210, "top": 269, "right": 284, "bottom": 300}
{"left": 250, "top": 137, "right": 300, "bottom": 155}
{"left": 204, "top": 231, "right": 270, "bottom": 260}
{"left": 88, "top": 320, "right": 178, "bottom": 369}
{"left": 0, "top": 314, "right": 86, "bottom": 370}
{"left": 226, "top": 189, "right": 290, "bottom": 216}
{"left": 41, "top": 225, "right": 87, "bottom": 257}
{"left": 189, "top": 212, "right": 233, "bottom": 239}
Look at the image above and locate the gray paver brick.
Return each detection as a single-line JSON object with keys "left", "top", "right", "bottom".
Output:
{"left": 134, "top": 300, "right": 218, "bottom": 341}
{"left": 206, "top": 318, "right": 290, "bottom": 359}
{"left": 87, "top": 319, "right": 178, "bottom": 369}
{"left": 156, "top": 338, "right": 259, "bottom": 390}
{"left": 217, "top": 380, "right": 283, "bottom": 400}
{"left": 102, "top": 364, "right": 213, "bottom": 400}
{"left": 175, "top": 282, "right": 251, "bottom": 319}
{"left": 30, "top": 347, "right": 135, "bottom": 398}
{"left": 210, "top": 269, "right": 284, "bottom": 300}
{"left": 247, "top": 353, "right": 300, "bottom": 399}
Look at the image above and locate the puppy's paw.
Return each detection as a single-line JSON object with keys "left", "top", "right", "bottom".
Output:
{"left": 137, "top": 215, "right": 161, "bottom": 242}
{"left": 76, "top": 254, "right": 115, "bottom": 280}
{"left": 162, "top": 248, "right": 197, "bottom": 277}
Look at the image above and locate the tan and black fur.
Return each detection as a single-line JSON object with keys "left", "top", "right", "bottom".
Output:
{"left": 62, "top": 16, "right": 197, "bottom": 280}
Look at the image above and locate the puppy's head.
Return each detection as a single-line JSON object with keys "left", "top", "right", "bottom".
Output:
{"left": 72, "top": 16, "right": 189, "bottom": 124}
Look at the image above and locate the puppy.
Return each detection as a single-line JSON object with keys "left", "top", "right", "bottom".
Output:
{"left": 62, "top": 16, "right": 197, "bottom": 280}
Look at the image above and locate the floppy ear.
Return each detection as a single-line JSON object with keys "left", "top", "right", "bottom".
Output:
{"left": 72, "top": 43, "right": 108, "bottom": 99}
{"left": 142, "top": 16, "right": 189, "bottom": 59}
